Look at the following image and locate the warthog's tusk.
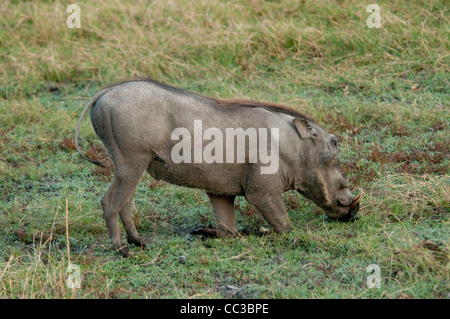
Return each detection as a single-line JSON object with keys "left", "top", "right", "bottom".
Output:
{"left": 349, "top": 192, "right": 362, "bottom": 209}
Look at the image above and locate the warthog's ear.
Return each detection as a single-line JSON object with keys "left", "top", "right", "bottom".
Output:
{"left": 293, "top": 118, "right": 316, "bottom": 139}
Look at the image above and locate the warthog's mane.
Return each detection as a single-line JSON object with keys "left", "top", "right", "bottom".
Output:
{"left": 107, "top": 78, "right": 318, "bottom": 124}
{"left": 211, "top": 98, "right": 317, "bottom": 124}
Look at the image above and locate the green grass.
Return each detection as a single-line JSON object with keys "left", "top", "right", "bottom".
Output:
{"left": 0, "top": 0, "right": 448, "bottom": 299}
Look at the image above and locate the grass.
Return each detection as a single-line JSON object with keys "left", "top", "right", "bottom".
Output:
{"left": 0, "top": 0, "right": 448, "bottom": 299}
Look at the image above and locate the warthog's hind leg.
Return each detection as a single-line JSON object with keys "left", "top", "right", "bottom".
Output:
{"left": 119, "top": 198, "right": 146, "bottom": 248}
{"left": 101, "top": 154, "right": 149, "bottom": 257}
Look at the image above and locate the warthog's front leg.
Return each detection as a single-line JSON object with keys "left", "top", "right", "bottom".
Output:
{"left": 243, "top": 167, "right": 291, "bottom": 233}
{"left": 245, "top": 193, "right": 291, "bottom": 233}
{"left": 208, "top": 193, "right": 237, "bottom": 235}
{"left": 191, "top": 193, "right": 237, "bottom": 238}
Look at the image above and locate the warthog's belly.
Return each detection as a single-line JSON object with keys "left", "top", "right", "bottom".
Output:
{"left": 147, "top": 156, "right": 245, "bottom": 196}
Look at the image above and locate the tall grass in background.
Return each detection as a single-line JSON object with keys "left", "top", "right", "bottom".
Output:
{"left": 0, "top": 0, "right": 448, "bottom": 97}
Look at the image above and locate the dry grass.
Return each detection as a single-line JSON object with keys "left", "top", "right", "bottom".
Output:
{"left": 364, "top": 174, "right": 449, "bottom": 220}
{"left": 1, "top": 0, "right": 448, "bottom": 96}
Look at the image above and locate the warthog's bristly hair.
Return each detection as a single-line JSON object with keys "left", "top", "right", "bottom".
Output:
{"left": 211, "top": 98, "right": 318, "bottom": 125}
{"left": 106, "top": 78, "right": 318, "bottom": 125}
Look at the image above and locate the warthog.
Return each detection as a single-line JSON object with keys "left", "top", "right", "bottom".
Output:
{"left": 76, "top": 79, "right": 361, "bottom": 256}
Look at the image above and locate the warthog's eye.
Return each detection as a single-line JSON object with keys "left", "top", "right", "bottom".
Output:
{"left": 330, "top": 137, "right": 339, "bottom": 147}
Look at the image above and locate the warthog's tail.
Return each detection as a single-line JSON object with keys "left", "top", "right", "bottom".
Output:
{"left": 75, "top": 88, "right": 112, "bottom": 167}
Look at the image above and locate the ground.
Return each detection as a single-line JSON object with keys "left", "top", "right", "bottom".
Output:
{"left": 0, "top": 0, "right": 448, "bottom": 298}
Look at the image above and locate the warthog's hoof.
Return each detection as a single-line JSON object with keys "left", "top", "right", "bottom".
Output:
{"left": 190, "top": 225, "right": 234, "bottom": 238}
{"left": 126, "top": 236, "right": 147, "bottom": 248}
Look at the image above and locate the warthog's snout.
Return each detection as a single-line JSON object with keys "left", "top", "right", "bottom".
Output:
{"left": 335, "top": 192, "right": 362, "bottom": 222}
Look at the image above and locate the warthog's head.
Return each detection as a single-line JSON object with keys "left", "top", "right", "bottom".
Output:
{"left": 294, "top": 117, "right": 361, "bottom": 221}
